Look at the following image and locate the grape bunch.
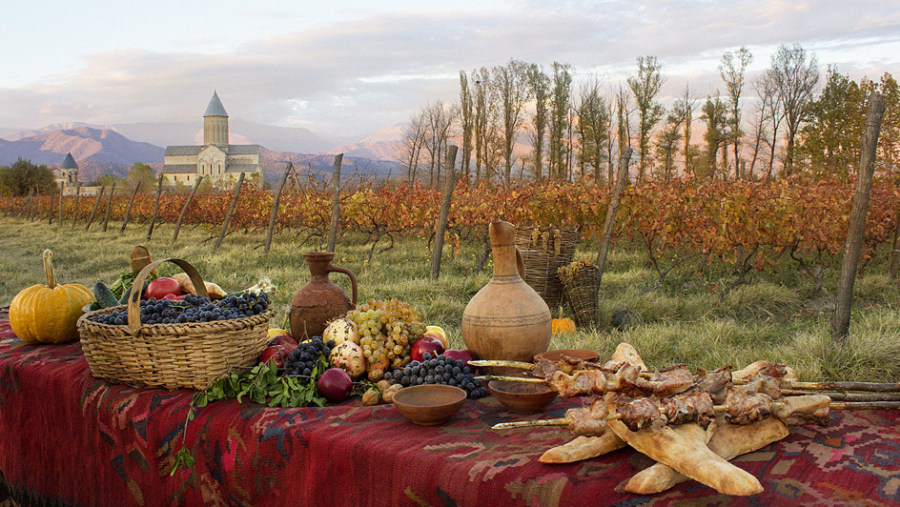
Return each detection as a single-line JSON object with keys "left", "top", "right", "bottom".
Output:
{"left": 345, "top": 298, "right": 426, "bottom": 370}
{"left": 384, "top": 353, "right": 487, "bottom": 399}
{"left": 284, "top": 336, "right": 335, "bottom": 378}
{"left": 88, "top": 291, "right": 270, "bottom": 326}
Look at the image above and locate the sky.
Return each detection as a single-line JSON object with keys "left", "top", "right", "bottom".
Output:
{"left": 1, "top": 0, "right": 899, "bottom": 139}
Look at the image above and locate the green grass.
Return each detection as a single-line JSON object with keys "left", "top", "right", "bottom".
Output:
{"left": 2, "top": 215, "right": 899, "bottom": 383}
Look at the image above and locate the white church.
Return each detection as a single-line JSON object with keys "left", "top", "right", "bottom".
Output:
{"left": 161, "top": 92, "right": 263, "bottom": 188}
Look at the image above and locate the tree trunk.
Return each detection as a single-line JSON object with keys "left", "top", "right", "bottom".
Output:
{"left": 214, "top": 173, "right": 245, "bottom": 250}
{"left": 120, "top": 182, "right": 141, "bottom": 233}
{"left": 172, "top": 176, "right": 203, "bottom": 243}
{"left": 327, "top": 154, "right": 343, "bottom": 252}
{"left": 831, "top": 93, "right": 886, "bottom": 343}
{"left": 102, "top": 182, "right": 116, "bottom": 232}
{"left": 146, "top": 174, "right": 164, "bottom": 240}
{"left": 595, "top": 147, "right": 633, "bottom": 284}
{"left": 430, "top": 146, "right": 459, "bottom": 280}
{"left": 266, "top": 163, "right": 294, "bottom": 254}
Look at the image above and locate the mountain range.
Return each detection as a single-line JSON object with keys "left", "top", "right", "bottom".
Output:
{"left": 0, "top": 121, "right": 406, "bottom": 184}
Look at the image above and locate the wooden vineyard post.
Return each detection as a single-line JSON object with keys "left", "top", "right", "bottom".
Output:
{"left": 47, "top": 188, "right": 55, "bottom": 224}
{"left": 214, "top": 173, "right": 245, "bottom": 250}
{"left": 430, "top": 146, "right": 458, "bottom": 280}
{"left": 265, "top": 162, "right": 293, "bottom": 254}
{"left": 832, "top": 93, "right": 886, "bottom": 344}
{"left": 57, "top": 182, "right": 64, "bottom": 225}
{"left": 121, "top": 182, "right": 142, "bottom": 233}
{"left": 172, "top": 176, "right": 202, "bottom": 243}
{"left": 26, "top": 188, "right": 36, "bottom": 221}
{"left": 17, "top": 189, "right": 31, "bottom": 219}
{"left": 595, "top": 147, "right": 633, "bottom": 285}
{"left": 147, "top": 174, "right": 164, "bottom": 240}
{"left": 71, "top": 184, "right": 81, "bottom": 228}
{"left": 102, "top": 182, "right": 116, "bottom": 232}
{"left": 327, "top": 154, "right": 343, "bottom": 252}
{"left": 85, "top": 186, "right": 105, "bottom": 231}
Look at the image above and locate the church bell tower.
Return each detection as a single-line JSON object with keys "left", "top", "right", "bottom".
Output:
{"left": 203, "top": 91, "right": 229, "bottom": 146}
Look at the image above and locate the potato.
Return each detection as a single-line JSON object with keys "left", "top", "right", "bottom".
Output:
{"left": 329, "top": 341, "right": 367, "bottom": 378}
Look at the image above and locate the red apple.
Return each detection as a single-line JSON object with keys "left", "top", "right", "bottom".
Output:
{"left": 441, "top": 349, "right": 477, "bottom": 366}
{"left": 317, "top": 368, "right": 353, "bottom": 402}
{"left": 258, "top": 344, "right": 288, "bottom": 368}
{"left": 410, "top": 335, "right": 445, "bottom": 362}
{"left": 146, "top": 277, "right": 182, "bottom": 300}
{"left": 267, "top": 333, "right": 298, "bottom": 351}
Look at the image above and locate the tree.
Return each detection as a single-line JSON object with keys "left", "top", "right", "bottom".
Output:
{"left": 548, "top": 62, "right": 573, "bottom": 181}
{"left": 0, "top": 158, "right": 56, "bottom": 196}
{"left": 753, "top": 71, "right": 784, "bottom": 178}
{"left": 458, "top": 71, "right": 475, "bottom": 179}
{"left": 768, "top": 44, "right": 820, "bottom": 175}
{"left": 472, "top": 68, "right": 496, "bottom": 181}
{"left": 676, "top": 86, "right": 699, "bottom": 178}
{"left": 720, "top": 47, "right": 753, "bottom": 179}
{"left": 876, "top": 73, "right": 900, "bottom": 170}
{"left": 128, "top": 162, "right": 156, "bottom": 190}
{"left": 655, "top": 106, "right": 684, "bottom": 182}
{"left": 700, "top": 94, "right": 728, "bottom": 178}
{"left": 796, "top": 67, "right": 864, "bottom": 178}
{"left": 627, "top": 56, "right": 665, "bottom": 181}
{"left": 493, "top": 59, "right": 531, "bottom": 184}
{"left": 401, "top": 111, "right": 427, "bottom": 183}
{"left": 577, "top": 77, "right": 610, "bottom": 182}
{"left": 526, "top": 64, "right": 550, "bottom": 180}
{"left": 421, "top": 101, "right": 457, "bottom": 188}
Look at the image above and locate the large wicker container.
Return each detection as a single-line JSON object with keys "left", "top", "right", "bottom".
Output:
{"left": 558, "top": 261, "right": 600, "bottom": 329}
{"left": 77, "top": 258, "right": 273, "bottom": 390}
{"left": 514, "top": 226, "right": 577, "bottom": 310}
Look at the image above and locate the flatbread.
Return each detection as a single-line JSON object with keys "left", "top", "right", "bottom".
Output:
{"left": 611, "top": 343, "right": 647, "bottom": 371}
{"left": 607, "top": 415, "right": 763, "bottom": 496}
{"left": 623, "top": 414, "right": 788, "bottom": 494}
{"left": 539, "top": 433, "right": 627, "bottom": 464}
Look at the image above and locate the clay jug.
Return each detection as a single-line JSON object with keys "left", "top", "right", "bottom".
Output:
{"left": 462, "top": 220, "right": 552, "bottom": 363}
{"left": 290, "top": 252, "right": 358, "bottom": 339}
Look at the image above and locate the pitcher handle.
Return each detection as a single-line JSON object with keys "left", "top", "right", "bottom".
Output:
{"left": 327, "top": 264, "right": 358, "bottom": 307}
{"left": 515, "top": 246, "right": 525, "bottom": 279}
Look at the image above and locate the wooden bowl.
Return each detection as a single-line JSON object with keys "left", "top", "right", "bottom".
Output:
{"left": 488, "top": 380, "right": 558, "bottom": 414}
{"left": 533, "top": 349, "right": 600, "bottom": 363}
{"left": 392, "top": 385, "right": 467, "bottom": 426}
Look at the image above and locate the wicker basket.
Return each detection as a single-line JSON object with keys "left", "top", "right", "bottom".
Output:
{"left": 77, "top": 258, "right": 273, "bottom": 390}
{"left": 558, "top": 262, "right": 600, "bottom": 329}
{"left": 514, "top": 226, "right": 577, "bottom": 309}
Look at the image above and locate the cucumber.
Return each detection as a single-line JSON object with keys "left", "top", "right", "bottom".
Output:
{"left": 93, "top": 282, "right": 120, "bottom": 308}
{"left": 118, "top": 281, "right": 150, "bottom": 305}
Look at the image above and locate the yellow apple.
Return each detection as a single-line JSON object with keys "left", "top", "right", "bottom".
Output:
{"left": 424, "top": 325, "right": 449, "bottom": 349}
{"left": 267, "top": 328, "right": 290, "bottom": 340}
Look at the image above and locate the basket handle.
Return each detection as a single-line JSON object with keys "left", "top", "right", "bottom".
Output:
{"left": 127, "top": 258, "right": 210, "bottom": 334}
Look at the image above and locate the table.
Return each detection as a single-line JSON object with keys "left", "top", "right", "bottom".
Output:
{"left": 1, "top": 312, "right": 899, "bottom": 506}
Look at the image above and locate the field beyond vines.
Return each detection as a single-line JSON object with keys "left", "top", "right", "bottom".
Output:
{"left": 2, "top": 180, "right": 900, "bottom": 384}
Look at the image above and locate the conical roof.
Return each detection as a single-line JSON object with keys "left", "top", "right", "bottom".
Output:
{"left": 204, "top": 91, "right": 228, "bottom": 117}
{"left": 60, "top": 152, "right": 78, "bottom": 169}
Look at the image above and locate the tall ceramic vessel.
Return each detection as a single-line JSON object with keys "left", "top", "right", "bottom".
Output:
{"left": 290, "top": 252, "right": 358, "bottom": 339}
{"left": 462, "top": 220, "right": 552, "bottom": 362}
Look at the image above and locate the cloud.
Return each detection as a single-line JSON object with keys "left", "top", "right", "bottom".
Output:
{"left": 0, "top": 1, "right": 897, "bottom": 138}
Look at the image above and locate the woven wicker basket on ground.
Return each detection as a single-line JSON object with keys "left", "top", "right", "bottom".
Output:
{"left": 558, "top": 262, "right": 600, "bottom": 329}
{"left": 514, "top": 226, "right": 577, "bottom": 310}
{"left": 77, "top": 258, "right": 273, "bottom": 390}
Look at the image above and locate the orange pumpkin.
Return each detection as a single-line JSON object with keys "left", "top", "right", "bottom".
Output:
{"left": 9, "top": 249, "right": 94, "bottom": 344}
{"left": 551, "top": 318, "right": 576, "bottom": 335}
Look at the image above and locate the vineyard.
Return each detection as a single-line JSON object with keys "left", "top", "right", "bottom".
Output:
{"left": 3, "top": 177, "right": 899, "bottom": 291}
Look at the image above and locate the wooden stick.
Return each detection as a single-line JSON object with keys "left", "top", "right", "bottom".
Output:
{"left": 102, "top": 182, "right": 116, "bottom": 232}
{"left": 172, "top": 175, "right": 202, "bottom": 242}
{"left": 146, "top": 173, "right": 164, "bottom": 240}
{"left": 787, "top": 381, "right": 900, "bottom": 393}
{"left": 121, "top": 181, "right": 141, "bottom": 233}
{"left": 265, "top": 162, "right": 293, "bottom": 254}
{"left": 782, "top": 390, "right": 900, "bottom": 402}
{"left": 476, "top": 375, "right": 549, "bottom": 384}
{"left": 214, "top": 172, "right": 244, "bottom": 250}
{"left": 85, "top": 186, "right": 105, "bottom": 231}
{"left": 832, "top": 401, "right": 900, "bottom": 410}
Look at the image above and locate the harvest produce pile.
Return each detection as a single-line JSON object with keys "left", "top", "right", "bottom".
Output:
{"left": 385, "top": 352, "right": 487, "bottom": 398}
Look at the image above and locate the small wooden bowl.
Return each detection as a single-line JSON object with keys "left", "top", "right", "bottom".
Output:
{"left": 392, "top": 385, "right": 467, "bottom": 426}
{"left": 489, "top": 380, "right": 558, "bottom": 414}
{"left": 533, "top": 349, "right": 600, "bottom": 363}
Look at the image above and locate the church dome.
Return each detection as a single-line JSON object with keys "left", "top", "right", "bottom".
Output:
{"left": 204, "top": 91, "right": 229, "bottom": 117}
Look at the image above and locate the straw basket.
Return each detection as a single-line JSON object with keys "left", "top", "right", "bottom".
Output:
{"left": 77, "top": 258, "right": 273, "bottom": 390}
{"left": 558, "top": 261, "right": 600, "bottom": 329}
{"left": 514, "top": 226, "right": 577, "bottom": 310}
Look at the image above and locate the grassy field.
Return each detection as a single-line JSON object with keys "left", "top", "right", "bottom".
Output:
{"left": 2, "top": 216, "right": 900, "bottom": 382}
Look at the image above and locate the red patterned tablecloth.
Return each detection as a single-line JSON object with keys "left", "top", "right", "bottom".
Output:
{"left": 1, "top": 313, "right": 899, "bottom": 506}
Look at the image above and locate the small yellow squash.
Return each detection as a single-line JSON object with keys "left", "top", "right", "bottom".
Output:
{"left": 551, "top": 318, "right": 576, "bottom": 335}
{"left": 9, "top": 249, "right": 94, "bottom": 344}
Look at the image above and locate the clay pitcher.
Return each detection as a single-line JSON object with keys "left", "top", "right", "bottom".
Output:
{"left": 462, "top": 220, "right": 552, "bottom": 364}
{"left": 290, "top": 252, "right": 358, "bottom": 339}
